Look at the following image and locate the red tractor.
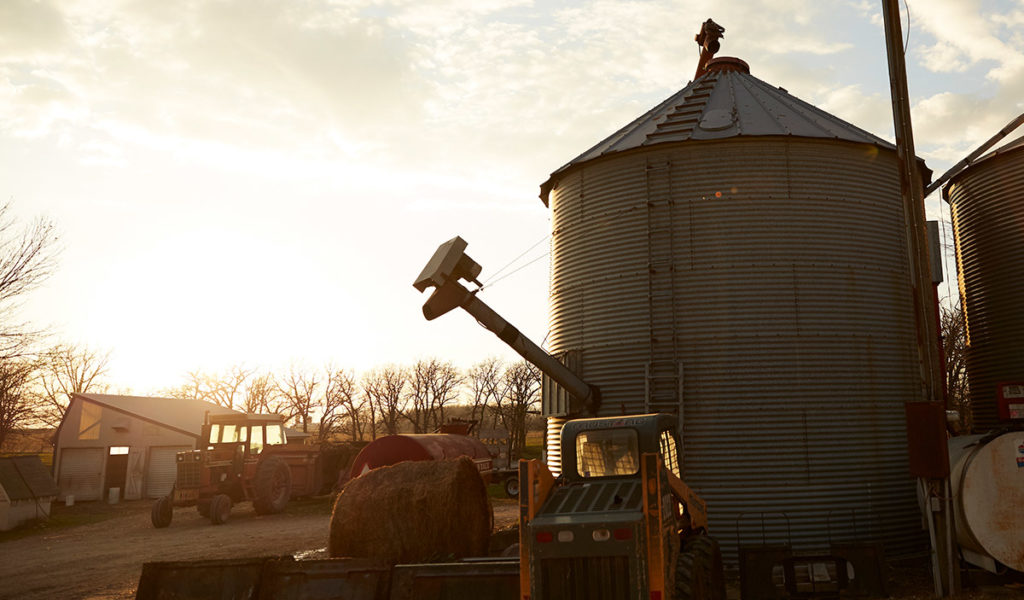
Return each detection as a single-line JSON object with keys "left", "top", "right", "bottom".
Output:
{"left": 151, "top": 413, "right": 322, "bottom": 527}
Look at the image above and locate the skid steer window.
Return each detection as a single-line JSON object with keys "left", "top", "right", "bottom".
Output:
{"left": 576, "top": 428, "right": 639, "bottom": 478}
{"left": 659, "top": 430, "right": 681, "bottom": 478}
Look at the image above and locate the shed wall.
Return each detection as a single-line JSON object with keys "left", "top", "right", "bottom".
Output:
{"left": 0, "top": 498, "right": 53, "bottom": 531}
{"left": 55, "top": 399, "right": 199, "bottom": 501}
{"left": 147, "top": 446, "right": 191, "bottom": 498}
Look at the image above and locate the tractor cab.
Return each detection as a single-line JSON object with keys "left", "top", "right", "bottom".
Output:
{"left": 201, "top": 413, "right": 289, "bottom": 458}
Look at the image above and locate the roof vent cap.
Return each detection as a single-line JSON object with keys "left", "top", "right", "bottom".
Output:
{"left": 705, "top": 56, "right": 749, "bottom": 74}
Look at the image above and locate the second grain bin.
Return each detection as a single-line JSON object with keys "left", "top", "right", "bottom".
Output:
{"left": 944, "top": 137, "right": 1024, "bottom": 433}
{"left": 541, "top": 57, "right": 926, "bottom": 559}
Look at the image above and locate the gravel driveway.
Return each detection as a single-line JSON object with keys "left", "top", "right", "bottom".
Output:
{"left": 2, "top": 498, "right": 1017, "bottom": 600}
{"left": 0, "top": 497, "right": 521, "bottom": 600}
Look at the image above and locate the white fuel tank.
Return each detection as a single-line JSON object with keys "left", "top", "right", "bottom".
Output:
{"left": 948, "top": 431, "right": 1024, "bottom": 572}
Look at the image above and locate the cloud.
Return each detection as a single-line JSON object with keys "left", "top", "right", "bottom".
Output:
{"left": 1, "top": 0, "right": 425, "bottom": 168}
{"left": 817, "top": 84, "right": 894, "bottom": 141}
{"left": 2, "top": 0, "right": 1019, "bottom": 200}
{"left": 907, "top": 0, "right": 1024, "bottom": 83}
{"left": 0, "top": 0, "right": 71, "bottom": 58}
{"left": 916, "top": 41, "right": 971, "bottom": 73}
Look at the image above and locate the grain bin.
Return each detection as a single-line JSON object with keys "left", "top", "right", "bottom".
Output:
{"left": 540, "top": 57, "right": 927, "bottom": 559}
{"left": 944, "top": 137, "right": 1024, "bottom": 432}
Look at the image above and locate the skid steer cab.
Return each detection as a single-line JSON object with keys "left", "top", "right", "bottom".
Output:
{"left": 151, "top": 413, "right": 322, "bottom": 528}
{"left": 519, "top": 413, "right": 725, "bottom": 600}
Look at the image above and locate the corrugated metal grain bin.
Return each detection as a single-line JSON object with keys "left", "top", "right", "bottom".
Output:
{"left": 944, "top": 138, "right": 1024, "bottom": 432}
{"left": 540, "top": 57, "right": 926, "bottom": 561}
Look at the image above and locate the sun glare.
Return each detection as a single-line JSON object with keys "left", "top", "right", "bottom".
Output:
{"left": 78, "top": 227, "right": 372, "bottom": 393}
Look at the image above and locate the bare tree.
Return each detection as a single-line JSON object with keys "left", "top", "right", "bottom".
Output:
{"left": 278, "top": 366, "right": 319, "bottom": 434}
{"left": 161, "top": 379, "right": 204, "bottom": 402}
{"left": 941, "top": 301, "right": 969, "bottom": 432}
{"left": 493, "top": 360, "right": 541, "bottom": 461}
{"left": 404, "top": 365, "right": 429, "bottom": 434}
{"left": 318, "top": 365, "right": 345, "bottom": 443}
{"left": 0, "top": 360, "right": 35, "bottom": 450}
{"left": 467, "top": 357, "right": 504, "bottom": 433}
{"left": 325, "top": 367, "right": 369, "bottom": 442}
{"left": 404, "top": 359, "right": 462, "bottom": 433}
{"left": 34, "top": 343, "right": 111, "bottom": 428}
{"left": 362, "top": 365, "right": 407, "bottom": 436}
{"left": 177, "top": 366, "right": 255, "bottom": 410}
{"left": 243, "top": 372, "right": 281, "bottom": 414}
{"left": 429, "top": 360, "right": 463, "bottom": 430}
{"left": 212, "top": 366, "right": 255, "bottom": 410}
{"left": 0, "top": 203, "right": 59, "bottom": 360}
{"left": 167, "top": 368, "right": 283, "bottom": 414}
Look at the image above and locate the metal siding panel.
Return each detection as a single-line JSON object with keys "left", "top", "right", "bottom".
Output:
{"left": 947, "top": 144, "right": 1024, "bottom": 431}
{"left": 547, "top": 137, "right": 923, "bottom": 563}
{"left": 545, "top": 417, "right": 567, "bottom": 475}
{"left": 57, "top": 448, "right": 104, "bottom": 501}
{"left": 147, "top": 446, "right": 191, "bottom": 498}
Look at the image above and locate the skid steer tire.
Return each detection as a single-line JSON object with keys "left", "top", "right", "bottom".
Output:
{"left": 209, "top": 493, "right": 231, "bottom": 525}
{"left": 253, "top": 456, "right": 291, "bottom": 515}
{"left": 674, "top": 535, "right": 725, "bottom": 600}
{"left": 151, "top": 495, "right": 173, "bottom": 528}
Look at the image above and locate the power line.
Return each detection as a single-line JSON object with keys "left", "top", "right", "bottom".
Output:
{"left": 480, "top": 234, "right": 550, "bottom": 289}
{"left": 480, "top": 251, "right": 549, "bottom": 291}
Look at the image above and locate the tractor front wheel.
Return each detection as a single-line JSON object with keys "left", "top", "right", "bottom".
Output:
{"left": 674, "top": 535, "right": 725, "bottom": 600}
{"left": 151, "top": 495, "right": 173, "bottom": 528}
{"left": 196, "top": 497, "right": 211, "bottom": 518}
{"left": 253, "top": 456, "right": 292, "bottom": 515}
{"left": 209, "top": 493, "right": 231, "bottom": 525}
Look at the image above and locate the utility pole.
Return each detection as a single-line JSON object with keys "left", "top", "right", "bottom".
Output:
{"left": 880, "top": 1, "right": 959, "bottom": 596}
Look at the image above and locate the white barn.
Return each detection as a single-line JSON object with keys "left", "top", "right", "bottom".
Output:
{"left": 53, "top": 394, "right": 238, "bottom": 502}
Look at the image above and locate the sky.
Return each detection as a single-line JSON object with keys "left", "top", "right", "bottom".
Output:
{"left": 2, "top": 0, "right": 1022, "bottom": 394}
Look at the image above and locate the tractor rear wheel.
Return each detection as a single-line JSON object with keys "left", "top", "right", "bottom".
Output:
{"left": 151, "top": 495, "right": 173, "bottom": 528}
{"left": 209, "top": 493, "right": 231, "bottom": 525}
{"left": 253, "top": 456, "right": 292, "bottom": 515}
{"left": 674, "top": 536, "right": 725, "bottom": 600}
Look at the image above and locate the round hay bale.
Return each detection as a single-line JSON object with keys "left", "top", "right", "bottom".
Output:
{"left": 328, "top": 456, "right": 492, "bottom": 563}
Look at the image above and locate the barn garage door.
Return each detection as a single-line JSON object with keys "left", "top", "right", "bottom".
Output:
{"left": 58, "top": 448, "right": 104, "bottom": 501}
{"left": 147, "top": 446, "right": 190, "bottom": 498}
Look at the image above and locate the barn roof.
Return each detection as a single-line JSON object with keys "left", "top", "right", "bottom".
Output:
{"left": 73, "top": 393, "right": 239, "bottom": 438}
{"left": 0, "top": 456, "right": 58, "bottom": 501}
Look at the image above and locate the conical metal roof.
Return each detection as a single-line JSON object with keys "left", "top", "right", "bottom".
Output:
{"left": 944, "top": 134, "right": 1024, "bottom": 196}
{"left": 540, "top": 57, "right": 897, "bottom": 204}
